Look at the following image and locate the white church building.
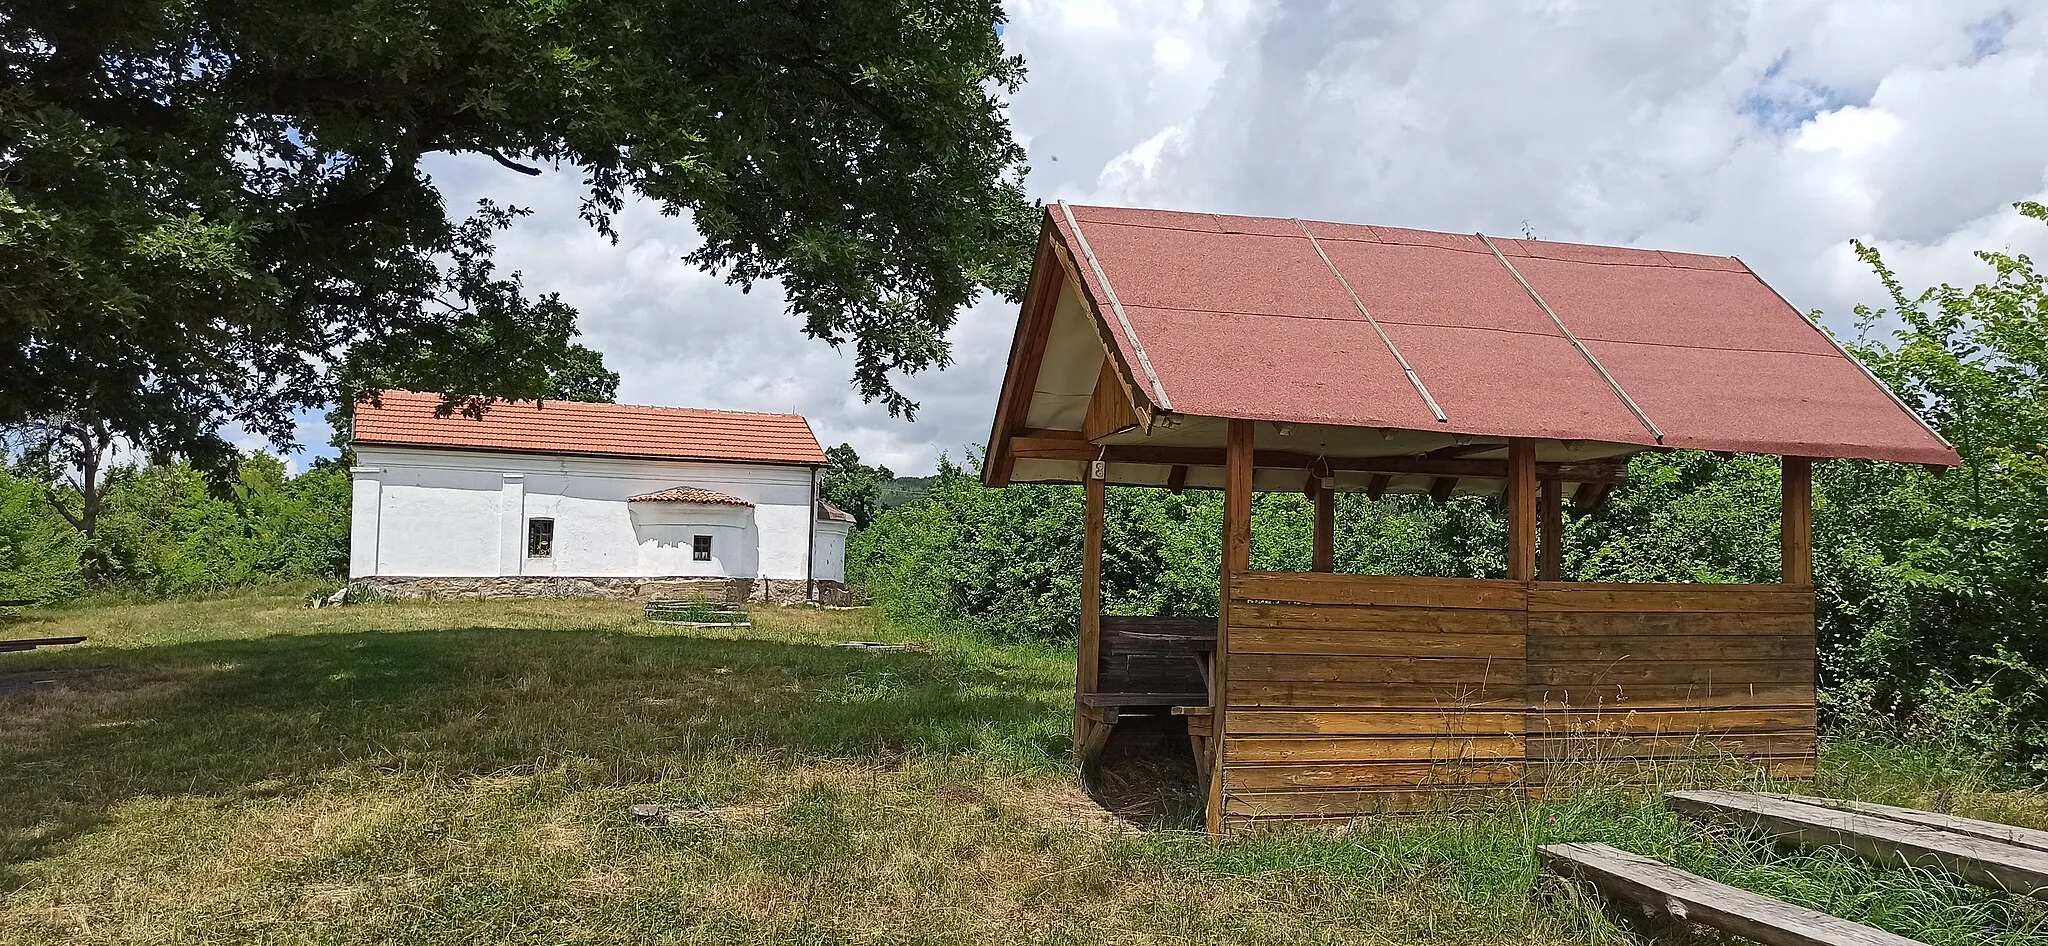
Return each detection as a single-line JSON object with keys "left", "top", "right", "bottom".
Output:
{"left": 347, "top": 390, "right": 852, "bottom": 603}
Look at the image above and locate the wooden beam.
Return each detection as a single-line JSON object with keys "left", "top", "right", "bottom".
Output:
{"left": 1429, "top": 477, "right": 1457, "bottom": 504}
{"left": 1209, "top": 418, "right": 1254, "bottom": 840}
{"left": 1165, "top": 464, "right": 1187, "bottom": 495}
{"left": 1507, "top": 439, "right": 1536, "bottom": 582}
{"left": 1573, "top": 480, "right": 1615, "bottom": 511}
{"left": 1312, "top": 477, "right": 1335, "bottom": 573}
{"left": 983, "top": 228, "right": 1063, "bottom": 487}
{"left": 1366, "top": 474, "right": 1391, "bottom": 501}
{"left": 1540, "top": 842, "right": 1929, "bottom": 946}
{"left": 1424, "top": 442, "right": 1501, "bottom": 459}
{"left": 1005, "top": 439, "right": 1630, "bottom": 482}
{"left": 1782, "top": 456, "right": 1812, "bottom": 586}
{"left": 1667, "top": 790, "right": 2048, "bottom": 897}
{"left": 1075, "top": 467, "right": 1106, "bottom": 759}
{"left": 1083, "top": 359, "right": 1141, "bottom": 441}
{"left": 1539, "top": 478, "right": 1564, "bottom": 581}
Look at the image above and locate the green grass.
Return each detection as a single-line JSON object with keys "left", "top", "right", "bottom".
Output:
{"left": 1, "top": 590, "right": 2044, "bottom": 944}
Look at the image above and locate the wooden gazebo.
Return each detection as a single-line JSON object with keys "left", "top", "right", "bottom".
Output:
{"left": 983, "top": 203, "right": 1959, "bottom": 836}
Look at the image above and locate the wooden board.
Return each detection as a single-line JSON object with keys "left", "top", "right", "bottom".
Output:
{"left": 1531, "top": 755, "right": 1817, "bottom": 785}
{"left": 1531, "top": 682, "right": 1815, "bottom": 709}
{"left": 1530, "top": 611, "right": 1812, "bottom": 637}
{"left": 1528, "top": 707, "right": 1817, "bottom": 736}
{"left": 1529, "top": 659, "right": 1813, "bottom": 686}
{"left": 1227, "top": 709, "right": 1524, "bottom": 737}
{"left": 1227, "top": 735, "right": 1524, "bottom": 764}
{"left": 1234, "top": 603, "right": 1524, "bottom": 634}
{"left": 1532, "top": 634, "right": 1814, "bottom": 662}
{"left": 1234, "top": 654, "right": 1521, "bottom": 685}
{"left": 1224, "top": 786, "right": 1523, "bottom": 818}
{"left": 1231, "top": 680, "right": 1522, "bottom": 708}
{"left": 1226, "top": 760, "right": 1524, "bottom": 790}
{"left": 1769, "top": 794, "right": 2048, "bottom": 854}
{"left": 1666, "top": 790, "right": 2048, "bottom": 896}
{"left": 1232, "top": 573, "right": 1526, "bottom": 609}
{"left": 1528, "top": 584, "right": 1814, "bottom": 614}
{"left": 1540, "top": 842, "right": 1929, "bottom": 946}
{"left": 1528, "top": 732, "right": 1815, "bottom": 760}
{"left": 1231, "top": 628, "right": 1526, "bottom": 658}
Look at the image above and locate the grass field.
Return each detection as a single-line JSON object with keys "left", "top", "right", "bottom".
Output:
{"left": 2, "top": 589, "right": 2046, "bottom": 945}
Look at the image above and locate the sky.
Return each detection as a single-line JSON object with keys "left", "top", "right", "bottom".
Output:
{"left": 281, "top": 0, "right": 2048, "bottom": 476}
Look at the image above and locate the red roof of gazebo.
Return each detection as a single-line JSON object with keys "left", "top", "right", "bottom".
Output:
{"left": 984, "top": 203, "right": 1956, "bottom": 489}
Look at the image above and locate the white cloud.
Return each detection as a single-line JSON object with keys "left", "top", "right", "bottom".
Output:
{"left": 305, "top": 0, "right": 2048, "bottom": 474}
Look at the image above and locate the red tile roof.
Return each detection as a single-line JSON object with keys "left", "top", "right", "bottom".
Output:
{"left": 628, "top": 486, "right": 754, "bottom": 506}
{"left": 351, "top": 390, "right": 826, "bottom": 465}
{"left": 1035, "top": 203, "right": 1957, "bottom": 466}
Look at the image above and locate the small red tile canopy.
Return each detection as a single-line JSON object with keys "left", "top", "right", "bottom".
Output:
{"left": 983, "top": 203, "right": 1956, "bottom": 499}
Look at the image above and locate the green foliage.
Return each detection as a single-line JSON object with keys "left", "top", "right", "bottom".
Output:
{"left": 0, "top": 454, "right": 348, "bottom": 599}
{"left": 1, "top": 0, "right": 1033, "bottom": 475}
{"left": 819, "top": 444, "right": 894, "bottom": 529}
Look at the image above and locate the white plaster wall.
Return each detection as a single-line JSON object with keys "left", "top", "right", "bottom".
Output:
{"left": 350, "top": 445, "right": 820, "bottom": 579}
{"left": 811, "top": 521, "right": 850, "bottom": 584}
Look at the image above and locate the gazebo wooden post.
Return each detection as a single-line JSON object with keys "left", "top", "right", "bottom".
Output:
{"left": 1507, "top": 439, "right": 1537, "bottom": 582}
{"left": 1075, "top": 466, "right": 1106, "bottom": 757}
{"left": 1208, "top": 418, "right": 1254, "bottom": 838}
{"left": 1781, "top": 456, "right": 1812, "bottom": 586}
{"left": 1538, "top": 478, "right": 1563, "bottom": 581}
{"left": 1311, "top": 478, "right": 1335, "bottom": 573}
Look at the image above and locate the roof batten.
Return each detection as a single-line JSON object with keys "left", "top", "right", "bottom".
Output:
{"left": 1058, "top": 201, "right": 1172, "bottom": 413}
{"left": 1295, "top": 219, "right": 1449, "bottom": 423}
{"left": 1479, "top": 234, "right": 1666, "bottom": 443}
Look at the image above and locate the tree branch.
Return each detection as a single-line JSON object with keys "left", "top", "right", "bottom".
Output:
{"left": 484, "top": 149, "right": 542, "bottom": 176}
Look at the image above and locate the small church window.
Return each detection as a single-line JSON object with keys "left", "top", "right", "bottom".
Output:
{"left": 527, "top": 518, "right": 554, "bottom": 558}
{"left": 692, "top": 535, "right": 713, "bottom": 561}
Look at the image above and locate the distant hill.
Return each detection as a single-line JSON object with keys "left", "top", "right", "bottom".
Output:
{"left": 878, "top": 476, "right": 933, "bottom": 510}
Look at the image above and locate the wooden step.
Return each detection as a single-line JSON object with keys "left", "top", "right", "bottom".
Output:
{"left": 1766, "top": 793, "right": 2048, "bottom": 854}
{"left": 1667, "top": 790, "right": 2048, "bottom": 896}
{"left": 1540, "top": 842, "right": 1927, "bottom": 946}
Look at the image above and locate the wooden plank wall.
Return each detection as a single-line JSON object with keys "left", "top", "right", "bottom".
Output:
{"left": 1219, "top": 573, "right": 1529, "bottom": 824}
{"left": 1214, "top": 575, "right": 1818, "bottom": 829}
{"left": 1526, "top": 582, "right": 1818, "bottom": 786}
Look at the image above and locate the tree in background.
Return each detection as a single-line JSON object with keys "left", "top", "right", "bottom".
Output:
{"left": 2, "top": 416, "right": 119, "bottom": 581}
{"left": 819, "top": 444, "right": 894, "bottom": 529}
{"left": 2, "top": 0, "right": 1034, "bottom": 480}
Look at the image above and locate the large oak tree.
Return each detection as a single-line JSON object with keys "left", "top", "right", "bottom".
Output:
{"left": 1, "top": 0, "right": 1035, "bottom": 473}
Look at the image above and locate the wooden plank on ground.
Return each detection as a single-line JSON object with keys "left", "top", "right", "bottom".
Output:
{"left": 1539, "top": 842, "right": 1928, "bottom": 946}
{"left": 1768, "top": 794, "right": 2048, "bottom": 855}
{"left": 0, "top": 635, "right": 86, "bottom": 653}
{"left": 1234, "top": 603, "right": 1523, "bottom": 634}
{"left": 1527, "top": 584, "right": 1814, "bottom": 614}
{"left": 1227, "top": 735, "right": 1523, "bottom": 764}
{"left": 1227, "top": 709, "right": 1524, "bottom": 736}
{"left": 1230, "top": 627, "right": 1525, "bottom": 658}
{"left": 1231, "top": 573, "right": 1526, "bottom": 609}
{"left": 1666, "top": 790, "right": 2048, "bottom": 896}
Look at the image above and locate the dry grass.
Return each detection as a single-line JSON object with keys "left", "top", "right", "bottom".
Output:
{"left": 0, "top": 590, "right": 2043, "bottom": 944}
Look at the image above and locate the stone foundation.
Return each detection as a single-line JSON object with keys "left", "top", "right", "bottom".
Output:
{"left": 355, "top": 576, "right": 853, "bottom": 607}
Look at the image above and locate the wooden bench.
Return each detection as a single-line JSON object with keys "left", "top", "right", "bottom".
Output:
{"left": 1076, "top": 615, "right": 1215, "bottom": 758}
{"left": 1542, "top": 842, "right": 1927, "bottom": 945}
